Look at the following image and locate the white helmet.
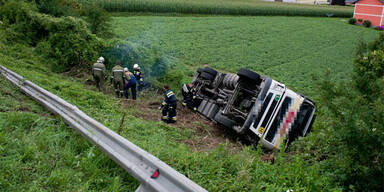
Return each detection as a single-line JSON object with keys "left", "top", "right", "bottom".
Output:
{"left": 124, "top": 67, "right": 129, "bottom": 72}
{"left": 133, "top": 64, "right": 140, "bottom": 70}
{"left": 97, "top": 56, "right": 105, "bottom": 63}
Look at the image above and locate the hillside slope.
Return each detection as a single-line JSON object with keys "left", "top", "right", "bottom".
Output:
{"left": 0, "top": 34, "right": 341, "bottom": 191}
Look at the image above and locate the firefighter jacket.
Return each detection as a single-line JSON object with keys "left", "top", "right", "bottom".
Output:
{"left": 163, "top": 89, "right": 177, "bottom": 105}
{"left": 93, "top": 63, "right": 106, "bottom": 78}
{"left": 111, "top": 65, "right": 124, "bottom": 82}
{"left": 133, "top": 70, "right": 143, "bottom": 82}
{"left": 182, "top": 83, "right": 196, "bottom": 99}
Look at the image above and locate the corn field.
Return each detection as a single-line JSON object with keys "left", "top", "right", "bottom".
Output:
{"left": 79, "top": 0, "right": 353, "bottom": 17}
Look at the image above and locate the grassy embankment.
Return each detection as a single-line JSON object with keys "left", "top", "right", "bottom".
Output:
{"left": 81, "top": 0, "right": 353, "bottom": 17}
{"left": 2, "top": 15, "right": 379, "bottom": 191}
{"left": 0, "top": 44, "right": 140, "bottom": 191}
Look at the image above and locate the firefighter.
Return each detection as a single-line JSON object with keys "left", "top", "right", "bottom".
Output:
{"left": 123, "top": 68, "right": 137, "bottom": 100}
{"left": 92, "top": 57, "right": 106, "bottom": 93}
{"left": 133, "top": 64, "right": 144, "bottom": 91}
{"left": 111, "top": 62, "right": 125, "bottom": 98}
{"left": 160, "top": 84, "right": 177, "bottom": 123}
{"left": 181, "top": 83, "right": 197, "bottom": 111}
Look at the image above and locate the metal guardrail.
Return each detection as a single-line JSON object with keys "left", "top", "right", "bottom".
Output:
{"left": 0, "top": 65, "right": 207, "bottom": 192}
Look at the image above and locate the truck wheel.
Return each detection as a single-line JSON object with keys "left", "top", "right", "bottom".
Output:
{"left": 203, "top": 67, "right": 218, "bottom": 76}
{"left": 214, "top": 111, "right": 237, "bottom": 128}
{"left": 200, "top": 72, "right": 215, "bottom": 81}
{"left": 237, "top": 68, "right": 262, "bottom": 84}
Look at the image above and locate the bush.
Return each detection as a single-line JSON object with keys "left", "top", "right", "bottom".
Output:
{"left": 0, "top": 2, "right": 48, "bottom": 45}
{"left": 0, "top": 1, "right": 104, "bottom": 71}
{"left": 348, "top": 17, "right": 356, "bottom": 25}
{"left": 81, "top": 3, "right": 112, "bottom": 37}
{"left": 318, "top": 33, "right": 384, "bottom": 191}
{"left": 34, "top": 0, "right": 113, "bottom": 37}
{"left": 44, "top": 16, "right": 104, "bottom": 70}
{"left": 0, "top": 0, "right": 7, "bottom": 6}
{"left": 357, "top": 18, "right": 363, "bottom": 22}
{"left": 363, "top": 20, "right": 371, "bottom": 27}
{"left": 35, "top": 0, "right": 82, "bottom": 17}
{"left": 354, "top": 33, "right": 384, "bottom": 97}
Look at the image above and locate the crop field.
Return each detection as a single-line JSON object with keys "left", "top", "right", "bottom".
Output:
{"left": 110, "top": 16, "right": 379, "bottom": 97}
{"left": 81, "top": 0, "right": 354, "bottom": 17}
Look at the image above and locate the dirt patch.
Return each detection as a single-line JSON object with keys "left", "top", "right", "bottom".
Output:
{"left": 70, "top": 72, "right": 276, "bottom": 156}
{"left": 61, "top": 64, "right": 90, "bottom": 79}
{"left": 18, "top": 106, "right": 30, "bottom": 112}
{"left": 119, "top": 94, "right": 243, "bottom": 153}
{"left": 75, "top": 72, "right": 245, "bottom": 153}
{"left": 259, "top": 153, "right": 277, "bottom": 163}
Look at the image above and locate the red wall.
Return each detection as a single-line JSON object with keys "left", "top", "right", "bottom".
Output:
{"left": 354, "top": 0, "right": 384, "bottom": 26}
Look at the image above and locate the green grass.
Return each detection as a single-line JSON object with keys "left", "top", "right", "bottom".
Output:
{"left": 0, "top": 76, "right": 139, "bottom": 191}
{"left": 0, "top": 23, "right": 342, "bottom": 191}
{"left": 109, "top": 16, "right": 380, "bottom": 97}
{"left": 81, "top": 0, "right": 353, "bottom": 17}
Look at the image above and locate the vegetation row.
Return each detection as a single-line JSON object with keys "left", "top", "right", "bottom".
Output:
{"left": 79, "top": 0, "right": 353, "bottom": 17}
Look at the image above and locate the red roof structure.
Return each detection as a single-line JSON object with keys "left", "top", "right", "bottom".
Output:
{"left": 353, "top": 0, "right": 384, "bottom": 27}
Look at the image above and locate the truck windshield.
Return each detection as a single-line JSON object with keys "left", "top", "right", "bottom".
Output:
{"left": 265, "top": 96, "right": 292, "bottom": 143}
{"left": 288, "top": 101, "right": 315, "bottom": 139}
{"left": 253, "top": 93, "right": 273, "bottom": 127}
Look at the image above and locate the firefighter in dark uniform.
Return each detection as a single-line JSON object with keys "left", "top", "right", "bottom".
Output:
{"left": 160, "top": 84, "right": 177, "bottom": 123}
{"left": 133, "top": 64, "right": 144, "bottom": 91}
{"left": 181, "top": 83, "right": 197, "bottom": 111}
{"left": 92, "top": 56, "right": 106, "bottom": 93}
{"left": 111, "top": 62, "right": 125, "bottom": 98}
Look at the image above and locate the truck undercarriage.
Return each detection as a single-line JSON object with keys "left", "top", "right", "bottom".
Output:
{"left": 192, "top": 67, "right": 316, "bottom": 150}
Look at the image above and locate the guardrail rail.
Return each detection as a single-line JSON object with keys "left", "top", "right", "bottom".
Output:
{"left": 0, "top": 65, "right": 207, "bottom": 192}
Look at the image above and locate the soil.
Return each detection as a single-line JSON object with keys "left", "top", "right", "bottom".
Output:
{"left": 119, "top": 93, "right": 244, "bottom": 153}
{"left": 61, "top": 64, "right": 90, "bottom": 79}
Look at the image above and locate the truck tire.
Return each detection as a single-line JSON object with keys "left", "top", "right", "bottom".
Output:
{"left": 237, "top": 68, "right": 262, "bottom": 84}
{"left": 214, "top": 111, "right": 237, "bottom": 129}
{"left": 200, "top": 72, "right": 215, "bottom": 81}
{"left": 203, "top": 67, "right": 218, "bottom": 76}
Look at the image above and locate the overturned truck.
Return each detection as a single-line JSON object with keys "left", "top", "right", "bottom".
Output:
{"left": 192, "top": 67, "right": 316, "bottom": 150}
